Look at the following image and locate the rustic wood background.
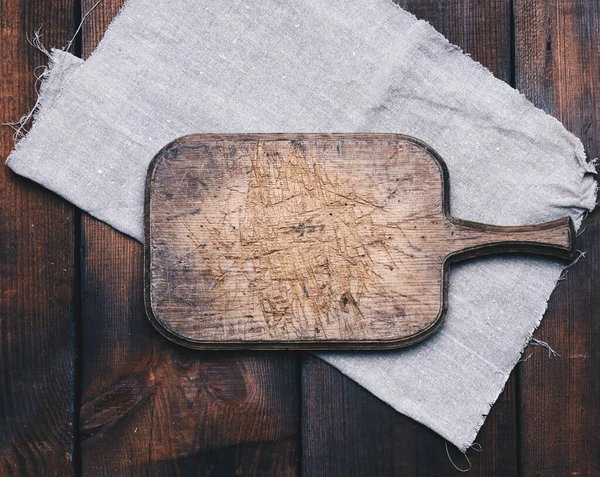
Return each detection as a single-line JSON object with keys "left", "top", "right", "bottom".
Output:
{"left": 1, "top": 0, "right": 598, "bottom": 475}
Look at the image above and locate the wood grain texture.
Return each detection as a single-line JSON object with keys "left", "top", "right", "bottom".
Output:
{"left": 79, "top": 1, "right": 300, "bottom": 475}
{"left": 301, "top": 1, "right": 522, "bottom": 475}
{"left": 0, "top": 1, "right": 76, "bottom": 475}
{"left": 302, "top": 356, "right": 519, "bottom": 477}
{"left": 147, "top": 133, "right": 574, "bottom": 350}
{"left": 515, "top": 1, "right": 600, "bottom": 476}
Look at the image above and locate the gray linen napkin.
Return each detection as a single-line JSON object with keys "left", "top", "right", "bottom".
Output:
{"left": 6, "top": 0, "right": 597, "bottom": 451}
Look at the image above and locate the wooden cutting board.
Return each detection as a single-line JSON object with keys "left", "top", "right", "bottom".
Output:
{"left": 144, "top": 134, "right": 575, "bottom": 350}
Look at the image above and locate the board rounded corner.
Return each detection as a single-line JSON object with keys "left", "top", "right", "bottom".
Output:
{"left": 143, "top": 293, "right": 203, "bottom": 349}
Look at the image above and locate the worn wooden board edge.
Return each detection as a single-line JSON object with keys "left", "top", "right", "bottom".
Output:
{"left": 143, "top": 133, "right": 576, "bottom": 350}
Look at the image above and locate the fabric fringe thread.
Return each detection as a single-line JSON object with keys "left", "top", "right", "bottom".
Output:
{"left": 0, "top": 1, "right": 104, "bottom": 141}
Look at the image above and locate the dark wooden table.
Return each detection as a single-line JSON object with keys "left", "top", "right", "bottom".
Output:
{"left": 1, "top": 1, "right": 598, "bottom": 475}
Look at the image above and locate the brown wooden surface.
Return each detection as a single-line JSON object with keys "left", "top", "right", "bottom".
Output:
{"left": 0, "top": 1, "right": 76, "bottom": 475}
{"left": 515, "top": 1, "right": 600, "bottom": 475}
{"left": 0, "top": 0, "right": 597, "bottom": 475}
{"left": 147, "top": 133, "right": 574, "bottom": 350}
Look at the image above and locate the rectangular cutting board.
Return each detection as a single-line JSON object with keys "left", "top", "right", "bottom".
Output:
{"left": 144, "top": 134, "right": 575, "bottom": 350}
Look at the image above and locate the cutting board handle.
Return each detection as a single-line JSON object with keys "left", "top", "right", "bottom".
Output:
{"left": 447, "top": 217, "right": 576, "bottom": 262}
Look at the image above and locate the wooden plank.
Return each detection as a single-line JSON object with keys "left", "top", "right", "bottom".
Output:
{"left": 0, "top": 0, "right": 76, "bottom": 475}
{"left": 146, "top": 133, "right": 574, "bottom": 350}
{"left": 302, "top": 356, "right": 519, "bottom": 476}
{"left": 78, "top": 2, "right": 300, "bottom": 475}
{"left": 301, "top": 1, "right": 520, "bottom": 475}
{"left": 514, "top": 1, "right": 600, "bottom": 475}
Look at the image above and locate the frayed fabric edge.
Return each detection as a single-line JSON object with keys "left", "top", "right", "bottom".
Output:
{"left": 32, "top": 49, "right": 85, "bottom": 125}
{"left": 4, "top": 48, "right": 84, "bottom": 165}
{"left": 3, "top": 0, "right": 106, "bottom": 145}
